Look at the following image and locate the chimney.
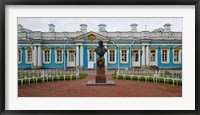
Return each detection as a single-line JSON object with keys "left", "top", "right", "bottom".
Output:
{"left": 80, "top": 24, "right": 87, "bottom": 33}
{"left": 130, "top": 23, "right": 138, "bottom": 32}
{"left": 163, "top": 23, "right": 171, "bottom": 32}
{"left": 98, "top": 24, "right": 106, "bottom": 32}
{"left": 48, "top": 23, "right": 55, "bottom": 32}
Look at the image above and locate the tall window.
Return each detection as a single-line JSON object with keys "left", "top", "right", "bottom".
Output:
{"left": 55, "top": 46, "right": 63, "bottom": 63}
{"left": 132, "top": 51, "right": 139, "bottom": 62}
{"left": 44, "top": 51, "right": 50, "bottom": 62}
{"left": 26, "top": 50, "right": 32, "bottom": 63}
{"left": 173, "top": 49, "right": 181, "bottom": 63}
{"left": 89, "top": 50, "right": 94, "bottom": 61}
{"left": 18, "top": 49, "right": 22, "bottom": 63}
{"left": 43, "top": 46, "right": 51, "bottom": 63}
{"left": 56, "top": 50, "right": 63, "bottom": 62}
{"left": 162, "top": 49, "right": 168, "bottom": 63}
{"left": 150, "top": 50, "right": 156, "bottom": 62}
{"left": 121, "top": 49, "right": 128, "bottom": 63}
{"left": 109, "top": 50, "right": 115, "bottom": 62}
{"left": 69, "top": 51, "right": 75, "bottom": 62}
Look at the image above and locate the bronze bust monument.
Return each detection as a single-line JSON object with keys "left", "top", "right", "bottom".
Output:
{"left": 95, "top": 40, "right": 107, "bottom": 57}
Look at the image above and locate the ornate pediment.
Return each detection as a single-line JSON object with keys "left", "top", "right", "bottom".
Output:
{"left": 88, "top": 46, "right": 95, "bottom": 51}
{"left": 43, "top": 46, "right": 51, "bottom": 51}
{"left": 68, "top": 47, "right": 75, "bottom": 51}
{"left": 56, "top": 46, "right": 63, "bottom": 51}
{"left": 173, "top": 45, "right": 181, "bottom": 51}
{"left": 108, "top": 46, "right": 116, "bottom": 50}
{"left": 74, "top": 31, "right": 108, "bottom": 41}
{"left": 149, "top": 46, "right": 157, "bottom": 50}
{"left": 162, "top": 46, "right": 169, "bottom": 50}
{"left": 120, "top": 46, "right": 128, "bottom": 50}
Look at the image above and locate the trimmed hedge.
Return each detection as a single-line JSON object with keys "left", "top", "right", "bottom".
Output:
{"left": 112, "top": 74, "right": 182, "bottom": 85}
{"left": 18, "top": 73, "right": 87, "bottom": 84}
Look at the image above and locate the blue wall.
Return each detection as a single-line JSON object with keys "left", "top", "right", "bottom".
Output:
{"left": 18, "top": 48, "right": 32, "bottom": 68}
{"left": 157, "top": 47, "right": 182, "bottom": 68}
{"left": 18, "top": 40, "right": 182, "bottom": 69}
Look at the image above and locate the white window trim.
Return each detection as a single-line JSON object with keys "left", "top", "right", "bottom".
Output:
{"left": 132, "top": 50, "right": 140, "bottom": 62}
{"left": 120, "top": 49, "right": 129, "bottom": 64}
{"left": 18, "top": 49, "right": 22, "bottom": 64}
{"left": 150, "top": 50, "right": 156, "bottom": 62}
{"left": 25, "top": 49, "right": 32, "bottom": 64}
{"left": 55, "top": 49, "right": 63, "bottom": 64}
{"left": 108, "top": 49, "right": 117, "bottom": 64}
{"left": 43, "top": 50, "right": 51, "bottom": 64}
{"left": 88, "top": 49, "right": 95, "bottom": 62}
{"left": 173, "top": 49, "right": 182, "bottom": 64}
{"left": 161, "top": 48, "right": 170, "bottom": 64}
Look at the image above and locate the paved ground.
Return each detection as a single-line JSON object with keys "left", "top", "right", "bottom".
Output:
{"left": 18, "top": 70, "right": 182, "bottom": 97}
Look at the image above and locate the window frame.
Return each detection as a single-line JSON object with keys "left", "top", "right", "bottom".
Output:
{"left": 132, "top": 50, "right": 139, "bottom": 62}
{"left": 18, "top": 48, "right": 22, "bottom": 64}
{"left": 173, "top": 48, "right": 182, "bottom": 64}
{"left": 43, "top": 48, "right": 51, "bottom": 64}
{"left": 108, "top": 48, "right": 117, "bottom": 64}
{"left": 150, "top": 50, "right": 156, "bottom": 62}
{"left": 55, "top": 47, "right": 63, "bottom": 64}
{"left": 25, "top": 47, "right": 33, "bottom": 64}
{"left": 161, "top": 47, "right": 170, "bottom": 64}
{"left": 120, "top": 47, "right": 129, "bottom": 64}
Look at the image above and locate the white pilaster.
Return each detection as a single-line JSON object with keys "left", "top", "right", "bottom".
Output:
{"left": 104, "top": 44, "right": 107, "bottom": 66}
{"left": 76, "top": 45, "right": 79, "bottom": 66}
{"left": 142, "top": 45, "right": 146, "bottom": 66}
{"left": 146, "top": 45, "right": 150, "bottom": 66}
{"left": 33, "top": 46, "right": 38, "bottom": 67}
{"left": 38, "top": 45, "right": 41, "bottom": 67}
{"left": 80, "top": 45, "right": 83, "bottom": 67}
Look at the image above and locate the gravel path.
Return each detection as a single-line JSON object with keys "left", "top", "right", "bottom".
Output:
{"left": 18, "top": 70, "right": 182, "bottom": 97}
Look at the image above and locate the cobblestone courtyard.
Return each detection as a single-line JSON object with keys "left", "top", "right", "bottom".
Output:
{"left": 18, "top": 70, "right": 182, "bottom": 97}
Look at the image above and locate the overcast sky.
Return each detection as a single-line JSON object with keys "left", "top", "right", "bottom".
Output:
{"left": 18, "top": 18, "right": 182, "bottom": 32}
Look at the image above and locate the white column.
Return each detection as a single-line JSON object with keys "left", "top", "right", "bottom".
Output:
{"left": 33, "top": 46, "right": 38, "bottom": 67}
{"left": 142, "top": 45, "right": 146, "bottom": 66}
{"left": 76, "top": 45, "right": 79, "bottom": 67}
{"left": 80, "top": 45, "right": 83, "bottom": 68}
{"left": 146, "top": 45, "right": 150, "bottom": 66}
{"left": 38, "top": 45, "right": 41, "bottom": 67}
{"left": 104, "top": 44, "right": 107, "bottom": 66}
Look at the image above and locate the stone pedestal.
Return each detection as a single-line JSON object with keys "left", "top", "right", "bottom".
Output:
{"left": 86, "top": 57, "right": 115, "bottom": 86}
{"left": 96, "top": 58, "right": 106, "bottom": 83}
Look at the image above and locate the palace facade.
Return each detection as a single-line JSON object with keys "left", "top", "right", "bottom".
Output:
{"left": 18, "top": 23, "right": 182, "bottom": 69}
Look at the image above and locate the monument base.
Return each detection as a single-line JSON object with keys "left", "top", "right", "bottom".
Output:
{"left": 96, "top": 74, "right": 106, "bottom": 83}
{"left": 86, "top": 80, "right": 116, "bottom": 86}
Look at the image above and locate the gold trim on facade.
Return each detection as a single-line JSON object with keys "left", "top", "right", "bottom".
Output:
{"left": 88, "top": 46, "right": 95, "bottom": 51}
{"left": 43, "top": 46, "right": 50, "bottom": 51}
{"left": 26, "top": 46, "right": 32, "bottom": 51}
{"left": 56, "top": 46, "right": 63, "bottom": 51}
{"left": 108, "top": 46, "right": 116, "bottom": 51}
{"left": 68, "top": 47, "right": 75, "bottom": 51}
{"left": 88, "top": 34, "right": 96, "bottom": 41}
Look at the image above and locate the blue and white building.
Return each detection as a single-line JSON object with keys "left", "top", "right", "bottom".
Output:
{"left": 18, "top": 23, "right": 182, "bottom": 69}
